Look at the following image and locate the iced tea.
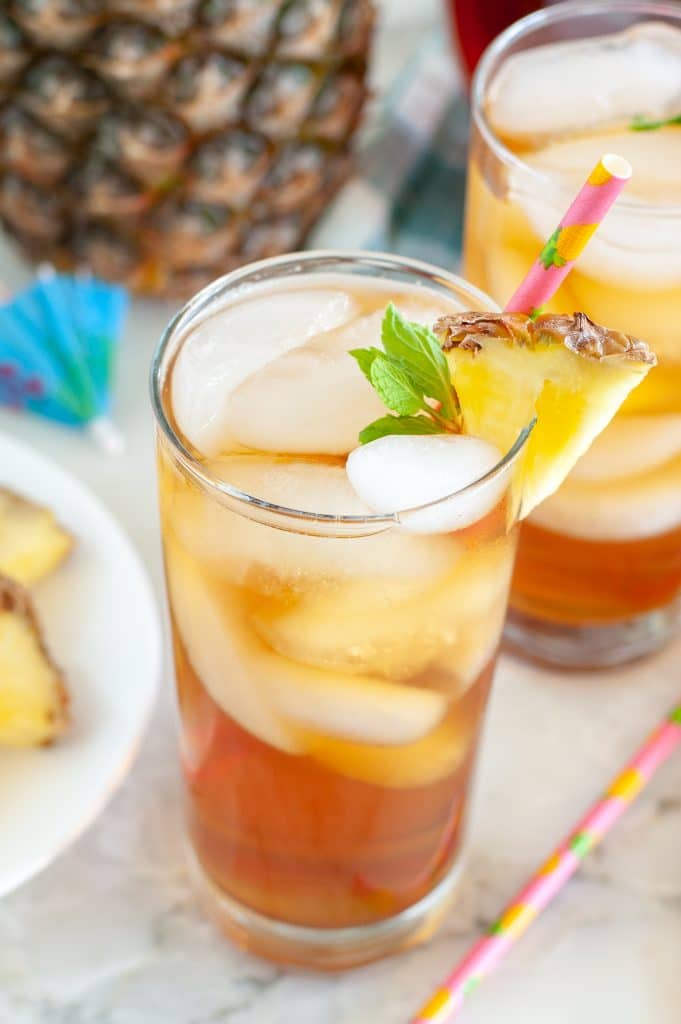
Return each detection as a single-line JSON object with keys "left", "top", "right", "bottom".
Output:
{"left": 463, "top": 2, "right": 681, "bottom": 665}
{"left": 152, "top": 254, "right": 525, "bottom": 967}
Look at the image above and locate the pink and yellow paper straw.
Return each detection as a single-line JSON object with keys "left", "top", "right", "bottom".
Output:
{"left": 504, "top": 153, "right": 632, "bottom": 316}
{"left": 413, "top": 149, "right": 647, "bottom": 1023}
{"left": 412, "top": 703, "right": 681, "bottom": 1023}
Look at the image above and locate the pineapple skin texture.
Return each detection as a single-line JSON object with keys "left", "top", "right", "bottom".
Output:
{"left": 0, "top": 575, "right": 69, "bottom": 747}
{"left": 0, "top": 0, "right": 375, "bottom": 297}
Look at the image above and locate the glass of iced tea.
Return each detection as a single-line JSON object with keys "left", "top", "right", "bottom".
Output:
{"left": 444, "top": 0, "right": 557, "bottom": 80}
{"left": 464, "top": 1, "right": 681, "bottom": 668}
{"left": 151, "top": 252, "right": 530, "bottom": 969}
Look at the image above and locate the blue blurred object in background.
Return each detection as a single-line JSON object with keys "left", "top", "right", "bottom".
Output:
{"left": 0, "top": 266, "right": 128, "bottom": 453}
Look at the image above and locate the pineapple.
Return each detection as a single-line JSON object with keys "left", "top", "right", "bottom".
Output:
{"left": 0, "top": 574, "right": 69, "bottom": 746}
{"left": 0, "top": 1, "right": 375, "bottom": 296}
{"left": 0, "top": 487, "right": 73, "bottom": 586}
{"left": 433, "top": 311, "right": 656, "bottom": 515}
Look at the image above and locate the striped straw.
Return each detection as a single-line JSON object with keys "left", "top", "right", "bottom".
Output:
{"left": 504, "top": 153, "right": 631, "bottom": 316}
{"left": 412, "top": 703, "right": 681, "bottom": 1023}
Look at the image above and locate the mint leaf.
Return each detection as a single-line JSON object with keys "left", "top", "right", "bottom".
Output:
{"left": 630, "top": 112, "right": 681, "bottom": 131}
{"left": 350, "top": 304, "right": 463, "bottom": 445}
{"left": 351, "top": 347, "right": 426, "bottom": 413}
{"left": 349, "top": 347, "right": 382, "bottom": 384}
{"left": 359, "top": 414, "right": 444, "bottom": 445}
{"left": 369, "top": 354, "right": 423, "bottom": 415}
{"left": 381, "top": 304, "right": 458, "bottom": 422}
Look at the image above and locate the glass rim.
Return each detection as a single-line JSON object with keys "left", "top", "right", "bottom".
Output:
{"left": 472, "top": 0, "right": 681, "bottom": 219}
{"left": 150, "top": 249, "right": 533, "bottom": 534}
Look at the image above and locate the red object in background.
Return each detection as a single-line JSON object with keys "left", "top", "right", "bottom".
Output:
{"left": 445, "top": 1, "right": 555, "bottom": 80}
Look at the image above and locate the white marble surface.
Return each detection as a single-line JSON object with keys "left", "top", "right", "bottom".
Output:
{"left": 1, "top": 2, "right": 681, "bottom": 1021}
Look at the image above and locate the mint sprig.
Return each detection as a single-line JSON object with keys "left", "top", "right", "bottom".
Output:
{"left": 358, "top": 414, "right": 443, "bottom": 445}
{"left": 630, "top": 112, "right": 681, "bottom": 131}
{"left": 350, "top": 304, "right": 462, "bottom": 445}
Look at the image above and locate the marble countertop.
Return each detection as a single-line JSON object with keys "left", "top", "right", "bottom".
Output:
{"left": 1, "top": 3, "right": 680, "bottom": 1022}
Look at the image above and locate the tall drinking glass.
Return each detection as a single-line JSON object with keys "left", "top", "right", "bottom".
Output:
{"left": 151, "top": 252, "right": 531, "bottom": 969}
{"left": 464, "top": 1, "right": 681, "bottom": 667}
{"left": 445, "top": 0, "right": 555, "bottom": 80}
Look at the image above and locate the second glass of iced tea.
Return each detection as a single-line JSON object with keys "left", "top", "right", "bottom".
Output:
{"left": 464, "top": 1, "right": 681, "bottom": 667}
{"left": 152, "top": 252, "right": 530, "bottom": 969}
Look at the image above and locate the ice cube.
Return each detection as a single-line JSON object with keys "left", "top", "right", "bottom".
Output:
{"left": 527, "top": 132, "right": 681, "bottom": 206}
{"left": 570, "top": 414, "right": 681, "bottom": 484}
{"left": 170, "top": 456, "right": 454, "bottom": 585}
{"left": 511, "top": 130, "right": 681, "bottom": 287}
{"left": 223, "top": 301, "right": 451, "bottom": 455}
{"left": 530, "top": 454, "right": 681, "bottom": 540}
{"left": 171, "top": 285, "right": 357, "bottom": 455}
{"left": 298, "top": 711, "right": 470, "bottom": 788}
{"left": 254, "top": 538, "right": 515, "bottom": 689}
{"left": 309, "top": 300, "right": 453, "bottom": 354}
{"left": 167, "top": 536, "right": 446, "bottom": 748}
{"left": 263, "top": 661, "right": 447, "bottom": 746}
{"left": 434, "top": 538, "right": 515, "bottom": 687}
{"left": 488, "top": 22, "right": 681, "bottom": 144}
{"left": 448, "top": 597, "right": 505, "bottom": 689}
{"left": 254, "top": 574, "right": 459, "bottom": 682}
{"left": 165, "top": 540, "right": 300, "bottom": 753}
{"left": 222, "top": 334, "right": 386, "bottom": 455}
{"left": 213, "top": 453, "right": 366, "bottom": 513}
{"left": 346, "top": 434, "right": 506, "bottom": 534}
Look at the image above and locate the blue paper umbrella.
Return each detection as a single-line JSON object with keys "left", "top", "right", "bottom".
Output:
{"left": 0, "top": 268, "right": 129, "bottom": 452}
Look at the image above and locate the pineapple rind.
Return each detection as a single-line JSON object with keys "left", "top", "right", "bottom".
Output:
{"left": 0, "top": 0, "right": 375, "bottom": 296}
{"left": 0, "top": 575, "right": 69, "bottom": 747}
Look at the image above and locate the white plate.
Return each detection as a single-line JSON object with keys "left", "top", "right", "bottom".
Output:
{"left": 0, "top": 432, "right": 162, "bottom": 897}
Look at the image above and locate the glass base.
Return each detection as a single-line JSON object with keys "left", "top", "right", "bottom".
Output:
{"left": 185, "top": 844, "right": 465, "bottom": 970}
{"left": 504, "top": 598, "right": 681, "bottom": 670}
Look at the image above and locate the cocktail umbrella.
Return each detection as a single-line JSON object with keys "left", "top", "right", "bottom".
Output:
{"left": 0, "top": 266, "right": 128, "bottom": 452}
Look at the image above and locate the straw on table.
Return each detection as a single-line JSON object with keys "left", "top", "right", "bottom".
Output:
{"left": 412, "top": 149, "right": 645, "bottom": 1024}
{"left": 412, "top": 704, "right": 681, "bottom": 1023}
{"left": 504, "top": 153, "right": 631, "bottom": 317}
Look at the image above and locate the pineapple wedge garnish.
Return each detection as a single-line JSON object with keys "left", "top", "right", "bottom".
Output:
{"left": 434, "top": 312, "right": 656, "bottom": 516}
{"left": 0, "top": 488, "right": 72, "bottom": 585}
{"left": 0, "top": 575, "right": 69, "bottom": 746}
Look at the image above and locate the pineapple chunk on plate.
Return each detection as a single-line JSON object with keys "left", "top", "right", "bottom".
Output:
{"left": 0, "top": 430, "right": 160, "bottom": 898}
{"left": 0, "top": 576, "right": 69, "bottom": 747}
{"left": 0, "top": 487, "right": 72, "bottom": 585}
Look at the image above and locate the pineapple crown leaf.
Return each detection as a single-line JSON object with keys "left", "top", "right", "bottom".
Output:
{"left": 350, "top": 304, "right": 462, "bottom": 444}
